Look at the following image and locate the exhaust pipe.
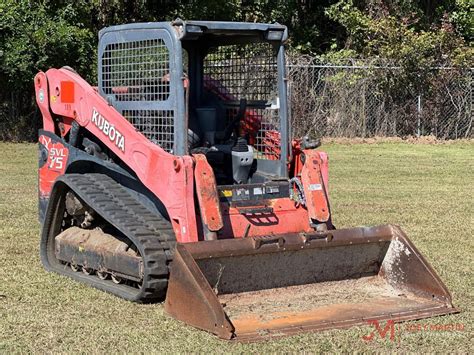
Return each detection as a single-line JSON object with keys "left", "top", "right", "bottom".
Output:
{"left": 164, "top": 224, "right": 457, "bottom": 340}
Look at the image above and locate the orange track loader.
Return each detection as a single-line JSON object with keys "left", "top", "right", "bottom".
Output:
{"left": 35, "top": 20, "right": 457, "bottom": 340}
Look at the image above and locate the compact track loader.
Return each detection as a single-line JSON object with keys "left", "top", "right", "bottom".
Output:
{"left": 35, "top": 20, "right": 457, "bottom": 340}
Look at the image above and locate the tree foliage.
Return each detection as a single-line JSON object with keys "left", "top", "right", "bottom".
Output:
{"left": 323, "top": 0, "right": 472, "bottom": 101}
{"left": 1, "top": 1, "right": 95, "bottom": 85}
{"left": 0, "top": 0, "right": 95, "bottom": 139}
{"left": 326, "top": 0, "right": 473, "bottom": 66}
{"left": 0, "top": 0, "right": 472, "bottom": 140}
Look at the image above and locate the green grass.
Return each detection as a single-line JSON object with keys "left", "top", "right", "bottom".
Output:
{"left": 0, "top": 141, "right": 472, "bottom": 352}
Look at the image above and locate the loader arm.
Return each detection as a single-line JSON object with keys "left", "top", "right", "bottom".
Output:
{"left": 35, "top": 67, "right": 199, "bottom": 242}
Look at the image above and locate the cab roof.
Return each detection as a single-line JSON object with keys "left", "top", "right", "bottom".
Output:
{"left": 99, "top": 20, "right": 288, "bottom": 43}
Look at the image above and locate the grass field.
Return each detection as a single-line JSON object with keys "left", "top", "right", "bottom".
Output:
{"left": 0, "top": 141, "right": 472, "bottom": 352}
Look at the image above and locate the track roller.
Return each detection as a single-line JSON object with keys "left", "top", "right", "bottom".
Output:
{"left": 97, "top": 271, "right": 109, "bottom": 280}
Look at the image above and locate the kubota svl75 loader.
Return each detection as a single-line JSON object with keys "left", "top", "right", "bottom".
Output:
{"left": 35, "top": 20, "right": 457, "bottom": 340}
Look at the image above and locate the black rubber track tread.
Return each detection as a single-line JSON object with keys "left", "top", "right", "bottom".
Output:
{"left": 42, "top": 173, "right": 176, "bottom": 302}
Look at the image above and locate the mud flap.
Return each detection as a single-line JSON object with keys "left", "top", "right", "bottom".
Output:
{"left": 164, "top": 225, "right": 458, "bottom": 340}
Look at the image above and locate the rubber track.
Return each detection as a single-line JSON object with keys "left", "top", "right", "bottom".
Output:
{"left": 50, "top": 173, "right": 175, "bottom": 302}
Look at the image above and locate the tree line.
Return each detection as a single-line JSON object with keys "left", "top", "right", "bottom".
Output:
{"left": 0, "top": 0, "right": 472, "bottom": 141}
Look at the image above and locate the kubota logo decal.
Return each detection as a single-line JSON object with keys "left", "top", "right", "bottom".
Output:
{"left": 91, "top": 108, "right": 125, "bottom": 152}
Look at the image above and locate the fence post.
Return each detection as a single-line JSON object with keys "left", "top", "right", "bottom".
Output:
{"left": 362, "top": 81, "right": 366, "bottom": 138}
{"left": 417, "top": 94, "right": 422, "bottom": 137}
{"left": 469, "top": 69, "right": 473, "bottom": 138}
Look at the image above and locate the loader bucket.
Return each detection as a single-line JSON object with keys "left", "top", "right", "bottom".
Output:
{"left": 164, "top": 225, "right": 457, "bottom": 340}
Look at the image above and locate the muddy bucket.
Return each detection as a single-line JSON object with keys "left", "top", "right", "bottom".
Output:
{"left": 164, "top": 224, "right": 457, "bottom": 340}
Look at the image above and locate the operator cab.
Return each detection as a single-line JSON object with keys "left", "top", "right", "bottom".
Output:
{"left": 98, "top": 20, "right": 289, "bottom": 186}
{"left": 180, "top": 21, "right": 288, "bottom": 185}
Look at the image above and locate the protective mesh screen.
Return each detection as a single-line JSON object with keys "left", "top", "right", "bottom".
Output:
{"left": 101, "top": 39, "right": 174, "bottom": 152}
{"left": 101, "top": 39, "right": 170, "bottom": 100}
{"left": 203, "top": 43, "right": 280, "bottom": 159}
{"left": 123, "top": 110, "right": 174, "bottom": 152}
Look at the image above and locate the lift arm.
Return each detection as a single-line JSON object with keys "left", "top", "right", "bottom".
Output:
{"left": 35, "top": 67, "right": 199, "bottom": 242}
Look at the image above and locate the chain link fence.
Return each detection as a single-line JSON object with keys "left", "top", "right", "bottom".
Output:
{"left": 287, "top": 56, "right": 473, "bottom": 140}
{"left": 0, "top": 55, "right": 472, "bottom": 142}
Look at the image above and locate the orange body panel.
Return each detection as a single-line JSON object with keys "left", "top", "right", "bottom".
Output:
{"left": 219, "top": 198, "right": 313, "bottom": 238}
{"left": 193, "top": 154, "right": 224, "bottom": 234}
{"left": 301, "top": 150, "right": 330, "bottom": 222}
